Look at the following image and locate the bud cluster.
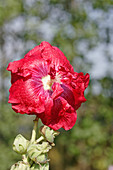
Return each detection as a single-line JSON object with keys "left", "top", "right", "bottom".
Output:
{"left": 11, "top": 126, "right": 60, "bottom": 170}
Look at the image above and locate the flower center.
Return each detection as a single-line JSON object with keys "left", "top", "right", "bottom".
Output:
{"left": 42, "top": 75, "right": 53, "bottom": 90}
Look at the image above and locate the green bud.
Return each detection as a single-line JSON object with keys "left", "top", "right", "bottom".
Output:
{"left": 35, "top": 154, "right": 47, "bottom": 164}
{"left": 10, "top": 161, "right": 30, "bottom": 170}
{"left": 27, "top": 142, "right": 51, "bottom": 163}
{"left": 13, "top": 134, "right": 29, "bottom": 155}
{"left": 37, "top": 141, "right": 52, "bottom": 153}
{"left": 27, "top": 144, "right": 42, "bottom": 159}
{"left": 40, "top": 126, "right": 60, "bottom": 143}
{"left": 45, "top": 128, "right": 54, "bottom": 143}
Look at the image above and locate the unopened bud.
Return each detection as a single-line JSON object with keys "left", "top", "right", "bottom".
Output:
{"left": 40, "top": 126, "right": 60, "bottom": 143}
{"left": 27, "top": 142, "right": 51, "bottom": 163}
{"left": 13, "top": 134, "right": 29, "bottom": 155}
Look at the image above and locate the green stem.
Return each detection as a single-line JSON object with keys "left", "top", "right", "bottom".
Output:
{"left": 30, "top": 116, "right": 39, "bottom": 143}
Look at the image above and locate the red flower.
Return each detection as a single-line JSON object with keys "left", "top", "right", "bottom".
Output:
{"left": 7, "top": 41, "right": 89, "bottom": 130}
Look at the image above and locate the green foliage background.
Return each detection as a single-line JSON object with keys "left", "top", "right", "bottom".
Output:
{"left": 0, "top": 0, "right": 113, "bottom": 170}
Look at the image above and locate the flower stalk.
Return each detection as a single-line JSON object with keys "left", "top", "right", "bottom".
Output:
{"left": 30, "top": 116, "right": 39, "bottom": 143}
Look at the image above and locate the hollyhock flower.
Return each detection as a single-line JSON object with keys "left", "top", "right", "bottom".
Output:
{"left": 7, "top": 41, "right": 89, "bottom": 130}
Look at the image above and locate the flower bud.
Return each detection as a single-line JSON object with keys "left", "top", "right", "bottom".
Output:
{"left": 27, "top": 142, "right": 51, "bottom": 163}
{"left": 40, "top": 126, "right": 60, "bottom": 143}
{"left": 13, "top": 134, "right": 29, "bottom": 155}
{"left": 10, "top": 161, "right": 30, "bottom": 170}
{"left": 35, "top": 154, "right": 47, "bottom": 164}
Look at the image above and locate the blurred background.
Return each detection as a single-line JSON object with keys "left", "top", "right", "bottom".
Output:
{"left": 0, "top": 0, "right": 113, "bottom": 169}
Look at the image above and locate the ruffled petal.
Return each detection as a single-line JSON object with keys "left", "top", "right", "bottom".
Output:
{"left": 7, "top": 55, "right": 43, "bottom": 78}
{"left": 53, "top": 46, "right": 74, "bottom": 73}
{"left": 39, "top": 41, "right": 74, "bottom": 73}
{"left": 40, "top": 97, "right": 77, "bottom": 131}
{"left": 51, "top": 82, "right": 64, "bottom": 99}
{"left": 61, "top": 84, "right": 75, "bottom": 109}
{"left": 8, "top": 78, "right": 46, "bottom": 114}
{"left": 55, "top": 97, "right": 77, "bottom": 130}
{"left": 61, "top": 72, "right": 90, "bottom": 110}
{"left": 72, "top": 72, "right": 90, "bottom": 109}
